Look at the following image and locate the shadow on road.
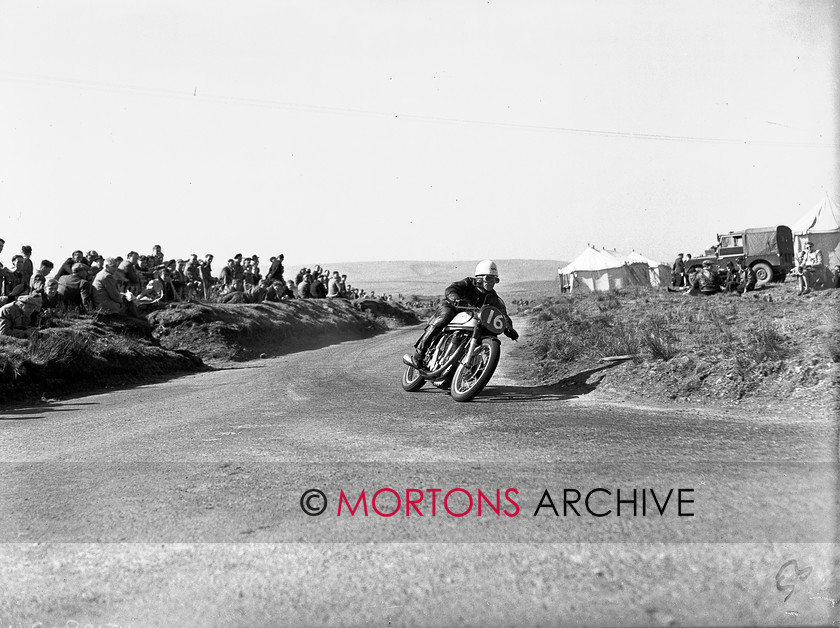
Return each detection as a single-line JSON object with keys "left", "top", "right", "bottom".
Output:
{"left": 473, "top": 363, "right": 622, "bottom": 403}
{"left": 0, "top": 402, "right": 100, "bottom": 420}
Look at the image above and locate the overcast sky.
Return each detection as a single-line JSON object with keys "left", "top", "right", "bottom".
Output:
{"left": 1, "top": 0, "right": 837, "bottom": 269}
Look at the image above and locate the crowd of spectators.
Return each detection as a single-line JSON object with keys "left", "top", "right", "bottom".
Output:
{"left": 0, "top": 238, "right": 388, "bottom": 337}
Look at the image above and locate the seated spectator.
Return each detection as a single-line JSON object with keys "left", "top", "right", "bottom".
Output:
{"left": 1, "top": 255, "right": 28, "bottom": 303}
{"left": 119, "top": 252, "right": 143, "bottom": 295}
{"left": 57, "top": 263, "right": 92, "bottom": 313}
{"left": 136, "top": 279, "right": 163, "bottom": 304}
{"left": 30, "top": 259, "right": 55, "bottom": 292}
{"left": 220, "top": 278, "right": 247, "bottom": 303}
{"left": 832, "top": 265, "right": 840, "bottom": 289}
{"left": 219, "top": 259, "right": 235, "bottom": 288}
{"left": 54, "top": 250, "right": 86, "bottom": 281}
{"left": 35, "top": 279, "right": 66, "bottom": 324}
{"left": 791, "top": 241, "right": 825, "bottom": 295}
{"left": 327, "top": 271, "right": 343, "bottom": 298}
{"left": 298, "top": 273, "right": 312, "bottom": 299}
{"left": 285, "top": 279, "right": 299, "bottom": 299}
{"left": 687, "top": 260, "right": 721, "bottom": 295}
{"left": 0, "top": 293, "right": 42, "bottom": 337}
{"left": 723, "top": 262, "right": 738, "bottom": 292}
{"left": 310, "top": 274, "right": 326, "bottom": 298}
{"left": 734, "top": 257, "right": 756, "bottom": 296}
{"left": 92, "top": 257, "right": 144, "bottom": 319}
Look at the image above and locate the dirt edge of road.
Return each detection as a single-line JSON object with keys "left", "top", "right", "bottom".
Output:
{"left": 0, "top": 298, "right": 420, "bottom": 405}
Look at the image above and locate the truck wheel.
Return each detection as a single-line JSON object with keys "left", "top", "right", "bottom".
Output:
{"left": 752, "top": 262, "right": 773, "bottom": 286}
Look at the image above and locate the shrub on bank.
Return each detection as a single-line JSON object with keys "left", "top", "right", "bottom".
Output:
{"left": 524, "top": 285, "right": 836, "bottom": 405}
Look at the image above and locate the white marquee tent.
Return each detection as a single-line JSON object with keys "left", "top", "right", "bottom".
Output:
{"left": 625, "top": 250, "right": 672, "bottom": 287}
{"left": 558, "top": 246, "right": 650, "bottom": 293}
{"left": 792, "top": 193, "right": 840, "bottom": 267}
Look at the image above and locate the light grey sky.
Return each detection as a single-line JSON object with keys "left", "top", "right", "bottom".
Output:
{"left": 1, "top": 0, "right": 837, "bottom": 270}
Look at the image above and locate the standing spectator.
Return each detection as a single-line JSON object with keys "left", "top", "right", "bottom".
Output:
{"left": 199, "top": 254, "right": 214, "bottom": 298}
{"left": 267, "top": 254, "right": 285, "bottom": 283}
{"left": 671, "top": 253, "right": 685, "bottom": 287}
{"left": 232, "top": 254, "right": 244, "bottom": 282}
{"left": 20, "top": 245, "right": 34, "bottom": 287}
{"left": 151, "top": 245, "right": 164, "bottom": 269}
{"left": 683, "top": 254, "right": 693, "bottom": 287}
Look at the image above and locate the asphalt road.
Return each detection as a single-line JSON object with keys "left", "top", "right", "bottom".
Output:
{"left": 0, "top": 324, "right": 837, "bottom": 627}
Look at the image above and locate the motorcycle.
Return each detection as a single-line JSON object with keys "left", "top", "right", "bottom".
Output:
{"left": 401, "top": 304, "right": 512, "bottom": 402}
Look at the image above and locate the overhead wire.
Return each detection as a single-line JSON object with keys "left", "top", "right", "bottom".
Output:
{"left": 1, "top": 71, "right": 836, "bottom": 148}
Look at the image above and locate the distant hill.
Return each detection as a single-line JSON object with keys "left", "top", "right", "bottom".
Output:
{"left": 295, "top": 259, "right": 567, "bottom": 297}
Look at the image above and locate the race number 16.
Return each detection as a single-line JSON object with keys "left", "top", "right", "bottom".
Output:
{"left": 480, "top": 306, "right": 506, "bottom": 333}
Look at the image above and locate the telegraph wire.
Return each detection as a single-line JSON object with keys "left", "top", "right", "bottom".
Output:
{"left": 1, "top": 71, "right": 835, "bottom": 148}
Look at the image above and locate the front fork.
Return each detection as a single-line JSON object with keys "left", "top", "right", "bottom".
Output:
{"left": 459, "top": 326, "right": 484, "bottom": 368}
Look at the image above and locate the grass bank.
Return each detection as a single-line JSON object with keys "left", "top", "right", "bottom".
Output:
{"left": 0, "top": 299, "right": 419, "bottom": 405}
{"left": 519, "top": 284, "right": 838, "bottom": 415}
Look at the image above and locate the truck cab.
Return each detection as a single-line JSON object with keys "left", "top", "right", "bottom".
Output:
{"left": 686, "top": 225, "right": 795, "bottom": 286}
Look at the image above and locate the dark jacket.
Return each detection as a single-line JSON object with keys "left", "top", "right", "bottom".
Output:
{"left": 444, "top": 277, "right": 509, "bottom": 313}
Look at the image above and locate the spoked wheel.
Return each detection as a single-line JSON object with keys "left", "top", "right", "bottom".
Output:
{"left": 450, "top": 339, "right": 500, "bottom": 402}
{"left": 401, "top": 364, "right": 426, "bottom": 392}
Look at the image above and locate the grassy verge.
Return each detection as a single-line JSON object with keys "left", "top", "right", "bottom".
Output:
{"left": 521, "top": 284, "right": 838, "bottom": 412}
{"left": 1, "top": 299, "right": 419, "bottom": 405}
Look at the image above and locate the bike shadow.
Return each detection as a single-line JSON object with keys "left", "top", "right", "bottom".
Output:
{"left": 472, "top": 362, "right": 623, "bottom": 403}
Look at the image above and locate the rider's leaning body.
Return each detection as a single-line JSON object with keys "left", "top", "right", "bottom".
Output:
{"left": 412, "top": 259, "right": 519, "bottom": 368}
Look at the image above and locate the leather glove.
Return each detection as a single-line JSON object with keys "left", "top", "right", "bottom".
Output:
{"left": 447, "top": 294, "right": 465, "bottom": 306}
{"left": 504, "top": 328, "right": 519, "bottom": 341}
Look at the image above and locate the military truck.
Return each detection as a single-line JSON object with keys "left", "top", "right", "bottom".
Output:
{"left": 686, "top": 225, "right": 795, "bottom": 286}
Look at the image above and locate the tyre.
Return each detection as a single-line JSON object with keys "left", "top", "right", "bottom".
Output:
{"left": 450, "top": 339, "right": 501, "bottom": 402}
{"left": 752, "top": 262, "right": 774, "bottom": 286}
{"left": 401, "top": 364, "right": 426, "bottom": 392}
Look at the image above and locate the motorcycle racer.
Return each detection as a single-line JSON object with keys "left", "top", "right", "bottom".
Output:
{"left": 410, "top": 259, "right": 519, "bottom": 369}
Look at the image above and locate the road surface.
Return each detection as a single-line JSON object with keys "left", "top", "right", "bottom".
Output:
{"left": 1, "top": 324, "right": 837, "bottom": 626}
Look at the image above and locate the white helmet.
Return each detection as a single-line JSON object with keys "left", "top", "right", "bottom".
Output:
{"left": 475, "top": 259, "right": 499, "bottom": 278}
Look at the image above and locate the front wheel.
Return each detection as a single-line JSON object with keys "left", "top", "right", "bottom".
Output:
{"left": 401, "top": 365, "right": 426, "bottom": 392}
{"left": 752, "top": 262, "right": 773, "bottom": 286}
{"left": 450, "top": 339, "right": 501, "bottom": 402}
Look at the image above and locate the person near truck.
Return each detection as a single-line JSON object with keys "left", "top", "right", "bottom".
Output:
{"left": 671, "top": 253, "right": 685, "bottom": 287}
{"left": 791, "top": 241, "right": 824, "bottom": 295}
{"left": 734, "top": 257, "right": 756, "bottom": 296}
{"left": 687, "top": 260, "right": 721, "bottom": 296}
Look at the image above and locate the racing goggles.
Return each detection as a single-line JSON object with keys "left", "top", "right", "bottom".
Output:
{"left": 475, "top": 274, "right": 499, "bottom": 285}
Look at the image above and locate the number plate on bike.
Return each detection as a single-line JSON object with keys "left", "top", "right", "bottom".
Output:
{"left": 478, "top": 305, "right": 506, "bottom": 335}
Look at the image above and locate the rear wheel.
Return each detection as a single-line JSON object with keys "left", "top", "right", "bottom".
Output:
{"left": 752, "top": 262, "right": 774, "bottom": 286}
{"left": 401, "top": 365, "right": 425, "bottom": 392}
{"left": 450, "top": 339, "right": 501, "bottom": 402}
